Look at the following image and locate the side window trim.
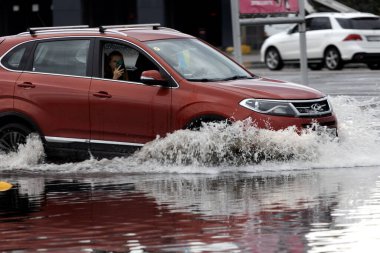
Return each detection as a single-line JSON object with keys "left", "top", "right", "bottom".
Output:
{"left": 25, "top": 37, "right": 95, "bottom": 78}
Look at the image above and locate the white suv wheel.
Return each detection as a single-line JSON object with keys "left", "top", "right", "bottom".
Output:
{"left": 324, "top": 47, "right": 343, "bottom": 70}
{"left": 265, "top": 48, "right": 283, "bottom": 70}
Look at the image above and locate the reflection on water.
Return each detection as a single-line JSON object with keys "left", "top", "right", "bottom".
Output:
{"left": 1, "top": 168, "right": 380, "bottom": 252}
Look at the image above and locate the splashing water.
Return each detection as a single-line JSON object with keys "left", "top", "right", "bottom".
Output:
{"left": 132, "top": 119, "right": 333, "bottom": 166}
{"left": 0, "top": 134, "right": 45, "bottom": 169}
{"left": 0, "top": 96, "right": 379, "bottom": 173}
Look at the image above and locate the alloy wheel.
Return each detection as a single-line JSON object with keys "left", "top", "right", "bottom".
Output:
{"left": 265, "top": 48, "right": 283, "bottom": 70}
{"left": 0, "top": 125, "right": 30, "bottom": 153}
{"left": 325, "top": 48, "right": 342, "bottom": 70}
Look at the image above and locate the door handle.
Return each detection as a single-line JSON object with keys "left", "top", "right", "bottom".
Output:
{"left": 17, "top": 82, "right": 35, "bottom": 89}
{"left": 93, "top": 91, "right": 112, "bottom": 98}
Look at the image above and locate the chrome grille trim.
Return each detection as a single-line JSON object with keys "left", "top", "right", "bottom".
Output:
{"left": 290, "top": 98, "right": 332, "bottom": 117}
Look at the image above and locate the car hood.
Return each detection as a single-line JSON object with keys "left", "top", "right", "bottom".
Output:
{"left": 207, "top": 77, "right": 325, "bottom": 100}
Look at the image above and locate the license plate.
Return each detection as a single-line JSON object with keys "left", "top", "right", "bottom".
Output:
{"left": 366, "top": 36, "right": 380, "bottom": 42}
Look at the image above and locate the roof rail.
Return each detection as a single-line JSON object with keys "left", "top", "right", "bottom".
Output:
{"left": 28, "top": 25, "right": 90, "bottom": 35}
{"left": 99, "top": 23, "right": 161, "bottom": 33}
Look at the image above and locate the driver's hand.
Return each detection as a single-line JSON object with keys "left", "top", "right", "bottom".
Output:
{"left": 113, "top": 66, "right": 124, "bottom": 80}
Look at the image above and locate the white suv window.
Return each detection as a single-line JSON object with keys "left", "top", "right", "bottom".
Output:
{"left": 33, "top": 40, "right": 90, "bottom": 76}
{"left": 306, "top": 17, "right": 332, "bottom": 31}
{"left": 336, "top": 17, "right": 380, "bottom": 30}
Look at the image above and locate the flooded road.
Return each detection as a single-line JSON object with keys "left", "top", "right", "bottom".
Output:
{"left": 2, "top": 168, "right": 380, "bottom": 252}
{"left": 1, "top": 70, "right": 380, "bottom": 252}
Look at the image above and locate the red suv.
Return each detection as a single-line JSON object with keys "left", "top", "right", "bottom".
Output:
{"left": 0, "top": 24, "right": 337, "bottom": 159}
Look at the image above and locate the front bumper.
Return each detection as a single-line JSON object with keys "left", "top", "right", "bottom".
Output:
{"left": 235, "top": 109, "right": 338, "bottom": 133}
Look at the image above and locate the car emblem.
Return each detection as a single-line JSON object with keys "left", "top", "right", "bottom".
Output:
{"left": 310, "top": 103, "right": 326, "bottom": 112}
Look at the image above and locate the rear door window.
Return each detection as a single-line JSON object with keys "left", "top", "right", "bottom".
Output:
{"left": 306, "top": 17, "right": 332, "bottom": 31}
{"left": 32, "top": 40, "right": 91, "bottom": 76}
{"left": 1, "top": 42, "right": 32, "bottom": 70}
{"left": 337, "top": 17, "right": 380, "bottom": 30}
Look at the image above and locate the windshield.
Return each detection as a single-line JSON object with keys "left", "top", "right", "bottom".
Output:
{"left": 336, "top": 17, "right": 380, "bottom": 30}
{"left": 145, "top": 38, "right": 253, "bottom": 82}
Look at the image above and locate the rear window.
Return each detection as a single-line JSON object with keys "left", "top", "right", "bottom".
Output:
{"left": 32, "top": 40, "right": 91, "bottom": 77}
{"left": 337, "top": 17, "right": 380, "bottom": 30}
{"left": 1, "top": 43, "right": 31, "bottom": 71}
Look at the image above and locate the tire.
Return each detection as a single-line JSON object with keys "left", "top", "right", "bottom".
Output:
{"left": 0, "top": 123, "right": 32, "bottom": 153}
{"left": 367, "top": 63, "right": 380, "bottom": 70}
{"left": 309, "top": 63, "right": 323, "bottom": 71}
{"left": 324, "top": 47, "right": 343, "bottom": 70}
{"left": 265, "top": 47, "right": 284, "bottom": 71}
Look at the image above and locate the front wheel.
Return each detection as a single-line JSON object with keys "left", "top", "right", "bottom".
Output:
{"left": 0, "top": 123, "right": 32, "bottom": 153}
{"left": 265, "top": 48, "right": 284, "bottom": 71}
{"left": 324, "top": 47, "right": 343, "bottom": 70}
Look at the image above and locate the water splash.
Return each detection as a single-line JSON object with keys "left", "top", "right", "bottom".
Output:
{"left": 0, "top": 96, "right": 379, "bottom": 173}
{"left": 132, "top": 119, "right": 334, "bottom": 166}
{"left": 0, "top": 134, "right": 45, "bottom": 170}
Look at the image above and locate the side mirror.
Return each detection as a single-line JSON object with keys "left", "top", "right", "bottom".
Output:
{"left": 141, "top": 70, "right": 168, "bottom": 86}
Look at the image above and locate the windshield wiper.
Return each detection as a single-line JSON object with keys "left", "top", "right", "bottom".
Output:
{"left": 187, "top": 75, "right": 255, "bottom": 82}
{"left": 187, "top": 78, "right": 221, "bottom": 82}
{"left": 221, "top": 75, "right": 254, "bottom": 81}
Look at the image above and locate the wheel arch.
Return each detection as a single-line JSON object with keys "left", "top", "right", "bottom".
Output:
{"left": 324, "top": 45, "right": 341, "bottom": 57}
{"left": 0, "top": 112, "right": 44, "bottom": 141}
{"left": 265, "top": 46, "right": 282, "bottom": 59}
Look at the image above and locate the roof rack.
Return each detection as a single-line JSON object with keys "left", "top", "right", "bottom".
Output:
{"left": 22, "top": 23, "right": 178, "bottom": 37}
{"left": 99, "top": 23, "right": 161, "bottom": 33}
{"left": 28, "top": 25, "right": 90, "bottom": 35}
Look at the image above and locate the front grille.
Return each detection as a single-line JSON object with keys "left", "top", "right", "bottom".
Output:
{"left": 291, "top": 99, "right": 332, "bottom": 117}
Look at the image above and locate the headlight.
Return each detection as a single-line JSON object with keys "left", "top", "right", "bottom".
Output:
{"left": 239, "top": 99, "right": 297, "bottom": 116}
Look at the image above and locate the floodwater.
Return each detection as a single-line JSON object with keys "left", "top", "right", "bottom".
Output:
{"left": 1, "top": 96, "right": 380, "bottom": 252}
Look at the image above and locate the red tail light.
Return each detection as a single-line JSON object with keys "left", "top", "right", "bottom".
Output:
{"left": 343, "top": 34, "right": 362, "bottom": 41}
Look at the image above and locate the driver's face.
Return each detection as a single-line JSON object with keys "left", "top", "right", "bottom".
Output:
{"left": 110, "top": 55, "right": 123, "bottom": 70}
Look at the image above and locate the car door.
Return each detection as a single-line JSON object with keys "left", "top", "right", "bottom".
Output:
{"left": 277, "top": 24, "right": 300, "bottom": 60}
{"left": 306, "top": 17, "right": 333, "bottom": 59}
{"left": 89, "top": 39, "right": 171, "bottom": 153}
{"left": 0, "top": 41, "right": 33, "bottom": 112}
{"left": 14, "top": 38, "right": 93, "bottom": 147}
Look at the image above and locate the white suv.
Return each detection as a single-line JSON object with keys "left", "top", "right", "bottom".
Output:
{"left": 261, "top": 12, "right": 380, "bottom": 70}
